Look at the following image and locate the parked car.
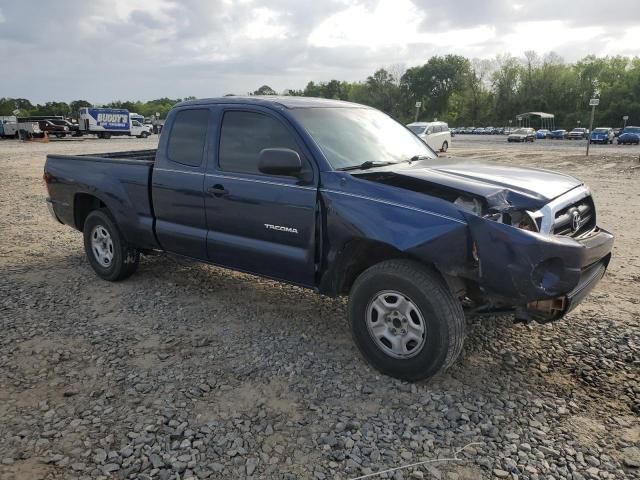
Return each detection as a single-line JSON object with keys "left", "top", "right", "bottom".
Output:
{"left": 50, "top": 119, "right": 81, "bottom": 137}
{"left": 549, "top": 129, "right": 568, "bottom": 140}
{"left": 567, "top": 128, "right": 588, "bottom": 140}
{"left": 507, "top": 128, "right": 535, "bottom": 142}
{"left": 473, "top": 127, "right": 485, "bottom": 134}
{"left": 589, "top": 128, "right": 614, "bottom": 144}
{"left": 37, "top": 120, "right": 69, "bottom": 138}
{"left": 406, "top": 121, "right": 452, "bottom": 152}
{"left": 617, "top": 126, "right": 640, "bottom": 145}
{"left": 44, "top": 96, "right": 613, "bottom": 382}
{"left": 536, "top": 129, "right": 551, "bottom": 139}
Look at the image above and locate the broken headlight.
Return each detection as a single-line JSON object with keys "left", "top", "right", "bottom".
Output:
{"left": 455, "top": 196, "right": 539, "bottom": 232}
{"left": 502, "top": 210, "right": 538, "bottom": 231}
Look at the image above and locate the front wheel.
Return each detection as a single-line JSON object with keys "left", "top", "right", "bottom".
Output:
{"left": 83, "top": 209, "right": 139, "bottom": 281}
{"left": 440, "top": 141, "right": 448, "bottom": 152}
{"left": 348, "top": 260, "right": 465, "bottom": 381}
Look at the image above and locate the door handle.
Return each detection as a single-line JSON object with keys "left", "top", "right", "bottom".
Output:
{"left": 208, "top": 184, "right": 228, "bottom": 197}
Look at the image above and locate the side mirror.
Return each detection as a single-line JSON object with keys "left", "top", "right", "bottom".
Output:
{"left": 258, "top": 148, "right": 302, "bottom": 177}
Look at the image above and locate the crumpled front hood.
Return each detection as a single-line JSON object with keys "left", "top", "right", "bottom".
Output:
{"left": 352, "top": 159, "right": 583, "bottom": 211}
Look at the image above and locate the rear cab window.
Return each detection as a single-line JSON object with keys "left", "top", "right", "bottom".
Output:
{"left": 167, "top": 109, "right": 209, "bottom": 167}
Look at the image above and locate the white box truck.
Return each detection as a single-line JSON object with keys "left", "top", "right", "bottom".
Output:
{"left": 78, "top": 108, "right": 152, "bottom": 139}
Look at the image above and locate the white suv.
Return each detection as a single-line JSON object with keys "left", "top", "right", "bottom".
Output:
{"left": 406, "top": 121, "right": 451, "bottom": 153}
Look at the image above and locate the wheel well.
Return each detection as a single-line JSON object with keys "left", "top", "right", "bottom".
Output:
{"left": 333, "top": 239, "right": 406, "bottom": 296}
{"left": 74, "top": 193, "right": 106, "bottom": 231}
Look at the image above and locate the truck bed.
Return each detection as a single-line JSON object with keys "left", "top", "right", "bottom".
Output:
{"left": 44, "top": 149, "right": 160, "bottom": 250}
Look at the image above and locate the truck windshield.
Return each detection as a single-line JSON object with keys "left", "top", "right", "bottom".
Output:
{"left": 291, "top": 107, "right": 437, "bottom": 170}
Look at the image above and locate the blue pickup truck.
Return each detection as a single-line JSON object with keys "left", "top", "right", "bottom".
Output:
{"left": 44, "top": 97, "right": 613, "bottom": 381}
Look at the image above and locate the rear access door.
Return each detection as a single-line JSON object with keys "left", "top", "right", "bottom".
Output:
{"left": 203, "top": 106, "right": 319, "bottom": 287}
{"left": 152, "top": 107, "right": 213, "bottom": 260}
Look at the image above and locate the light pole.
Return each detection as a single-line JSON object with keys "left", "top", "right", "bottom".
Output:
{"left": 12, "top": 108, "right": 22, "bottom": 140}
{"left": 414, "top": 101, "right": 421, "bottom": 122}
{"left": 586, "top": 98, "right": 599, "bottom": 157}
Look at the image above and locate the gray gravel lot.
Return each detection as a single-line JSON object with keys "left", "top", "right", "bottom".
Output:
{"left": 0, "top": 135, "right": 638, "bottom": 479}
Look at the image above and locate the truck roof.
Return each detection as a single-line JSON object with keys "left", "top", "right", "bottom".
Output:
{"left": 176, "top": 96, "right": 367, "bottom": 109}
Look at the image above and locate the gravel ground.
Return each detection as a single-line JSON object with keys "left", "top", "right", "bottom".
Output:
{"left": 0, "top": 135, "right": 638, "bottom": 479}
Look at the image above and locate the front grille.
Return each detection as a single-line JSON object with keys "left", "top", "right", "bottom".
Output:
{"left": 553, "top": 196, "right": 596, "bottom": 237}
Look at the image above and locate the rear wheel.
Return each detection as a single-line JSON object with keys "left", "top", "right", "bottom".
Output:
{"left": 348, "top": 259, "right": 465, "bottom": 381}
{"left": 83, "top": 209, "right": 139, "bottom": 281}
{"left": 440, "top": 141, "right": 448, "bottom": 152}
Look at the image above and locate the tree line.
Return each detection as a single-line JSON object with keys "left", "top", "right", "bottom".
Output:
{"left": 2, "top": 52, "right": 639, "bottom": 129}
{"left": 264, "top": 52, "right": 640, "bottom": 129}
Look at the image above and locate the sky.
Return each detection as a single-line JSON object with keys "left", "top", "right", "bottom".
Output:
{"left": 1, "top": 0, "right": 640, "bottom": 103}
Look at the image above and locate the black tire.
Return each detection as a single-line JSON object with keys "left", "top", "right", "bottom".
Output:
{"left": 83, "top": 209, "right": 139, "bottom": 281}
{"left": 103, "top": 132, "right": 111, "bottom": 139}
{"left": 348, "top": 259, "right": 465, "bottom": 382}
{"left": 440, "top": 141, "right": 448, "bottom": 152}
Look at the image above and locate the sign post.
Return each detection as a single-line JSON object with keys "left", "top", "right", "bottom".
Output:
{"left": 414, "top": 101, "right": 422, "bottom": 122}
{"left": 623, "top": 115, "right": 629, "bottom": 129}
{"left": 12, "top": 108, "right": 22, "bottom": 140}
{"left": 586, "top": 98, "right": 599, "bottom": 157}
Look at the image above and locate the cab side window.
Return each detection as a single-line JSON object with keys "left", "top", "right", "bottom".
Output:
{"left": 167, "top": 109, "right": 209, "bottom": 167}
{"left": 219, "top": 111, "right": 302, "bottom": 175}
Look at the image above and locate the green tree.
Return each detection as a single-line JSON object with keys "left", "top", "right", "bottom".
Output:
{"left": 253, "top": 85, "right": 277, "bottom": 95}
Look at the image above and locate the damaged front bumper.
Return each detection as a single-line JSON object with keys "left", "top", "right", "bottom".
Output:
{"left": 467, "top": 215, "right": 613, "bottom": 322}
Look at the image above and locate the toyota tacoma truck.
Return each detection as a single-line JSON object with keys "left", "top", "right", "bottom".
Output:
{"left": 44, "top": 97, "right": 614, "bottom": 381}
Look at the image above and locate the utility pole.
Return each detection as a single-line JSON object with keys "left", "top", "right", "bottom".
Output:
{"left": 414, "top": 101, "right": 421, "bottom": 122}
{"left": 586, "top": 98, "right": 599, "bottom": 157}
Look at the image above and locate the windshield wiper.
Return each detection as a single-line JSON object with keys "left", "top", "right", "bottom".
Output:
{"left": 338, "top": 160, "right": 396, "bottom": 171}
{"left": 407, "top": 154, "right": 431, "bottom": 163}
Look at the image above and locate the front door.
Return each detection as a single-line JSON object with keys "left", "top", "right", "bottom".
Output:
{"left": 204, "top": 108, "right": 318, "bottom": 287}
